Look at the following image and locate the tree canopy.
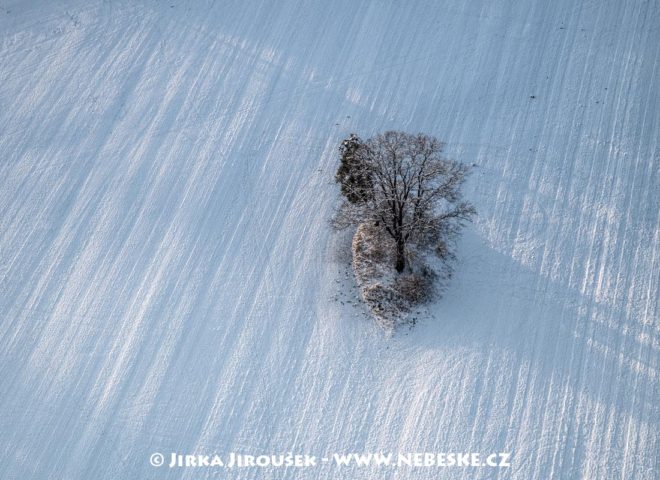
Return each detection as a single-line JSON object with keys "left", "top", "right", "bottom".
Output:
{"left": 334, "top": 131, "right": 475, "bottom": 272}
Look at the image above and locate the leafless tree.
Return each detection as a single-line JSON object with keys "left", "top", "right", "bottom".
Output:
{"left": 334, "top": 131, "right": 475, "bottom": 273}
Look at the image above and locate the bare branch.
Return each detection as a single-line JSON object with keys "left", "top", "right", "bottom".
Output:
{"left": 333, "top": 131, "right": 476, "bottom": 272}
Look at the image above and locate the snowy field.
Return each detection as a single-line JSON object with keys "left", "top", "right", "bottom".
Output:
{"left": 1, "top": 0, "right": 658, "bottom": 478}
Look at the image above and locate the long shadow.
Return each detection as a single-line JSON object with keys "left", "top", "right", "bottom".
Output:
{"left": 400, "top": 226, "right": 658, "bottom": 442}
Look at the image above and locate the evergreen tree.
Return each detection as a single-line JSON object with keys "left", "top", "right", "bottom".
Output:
{"left": 335, "top": 134, "right": 373, "bottom": 204}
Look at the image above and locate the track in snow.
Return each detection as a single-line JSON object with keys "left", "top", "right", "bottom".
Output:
{"left": 0, "top": 1, "right": 658, "bottom": 478}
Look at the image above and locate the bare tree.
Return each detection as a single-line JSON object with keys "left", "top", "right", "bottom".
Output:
{"left": 334, "top": 131, "right": 475, "bottom": 273}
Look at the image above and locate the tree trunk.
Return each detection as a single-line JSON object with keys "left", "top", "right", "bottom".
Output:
{"left": 395, "top": 237, "right": 405, "bottom": 273}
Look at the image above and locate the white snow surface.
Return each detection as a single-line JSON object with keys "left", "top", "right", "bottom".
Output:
{"left": 1, "top": 1, "right": 658, "bottom": 478}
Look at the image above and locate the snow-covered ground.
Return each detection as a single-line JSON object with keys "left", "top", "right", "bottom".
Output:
{"left": 1, "top": 0, "right": 658, "bottom": 478}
